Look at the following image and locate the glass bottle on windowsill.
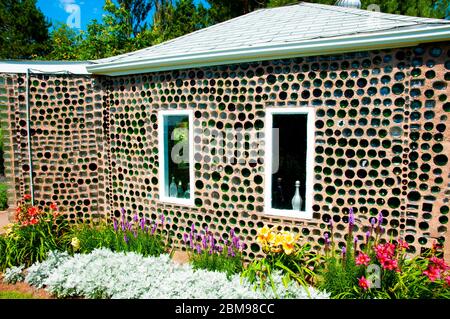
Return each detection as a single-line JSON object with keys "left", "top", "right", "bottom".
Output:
{"left": 169, "top": 176, "right": 177, "bottom": 198}
{"left": 291, "top": 180, "right": 302, "bottom": 211}
{"left": 184, "top": 183, "right": 190, "bottom": 199}
{"left": 177, "top": 181, "right": 184, "bottom": 198}
{"left": 273, "top": 177, "right": 285, "bottom": 209}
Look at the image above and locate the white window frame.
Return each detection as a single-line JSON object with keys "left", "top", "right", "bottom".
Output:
{"left": 158, "top": 110, "right": 194, "bottom": 206}
{"left": 264, "top": 107, "right": 315, "bottom": 219}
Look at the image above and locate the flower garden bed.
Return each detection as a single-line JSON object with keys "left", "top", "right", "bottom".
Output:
{"left": 0, "top": 196, "right": 449, "bottom": 299}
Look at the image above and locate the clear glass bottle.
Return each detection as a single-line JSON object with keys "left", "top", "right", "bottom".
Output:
{"left": 291, "top": 180, "right": 302, "bottom": 211}
{"left": 177, "top": 181, "right": 184, "bottom": 198}
{"left": 169, "top": 176, "right": 177, "bottom": 197}
{"left": 184, "top": 183, "right": 190, "bottom": 199}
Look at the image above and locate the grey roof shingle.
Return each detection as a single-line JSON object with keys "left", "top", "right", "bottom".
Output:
{"left": 91, "top": 2, "right": 450, "bottom": 70}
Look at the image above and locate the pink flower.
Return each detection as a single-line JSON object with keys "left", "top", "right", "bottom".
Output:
{"left": 398, "top": 239, "right": 409, "bottom": 250}
{"left": 358, "top": 276, "right": 370, "bottom": 291}
{"left": 23, "top": 194, "right": 32, "bottom": 201}
{"left": 50, "top": 203, "right": 58, "bottom": 211}
{"left": 355, "top": 252, "right": 371, "bottom": 266}
{"left": 445, "top": 276, "right": 450, "bottom": 286}
{"left": 430, "top": 257, "right": 449, "bottom": 271}
{"left": 374, "top": 243, "right": 399, "bottom": 271}
{"left": 381, "top": 258, "right": 399, "bottom": 272}
{"left": 423, "top": 265, "right": 441, "bottom": 282}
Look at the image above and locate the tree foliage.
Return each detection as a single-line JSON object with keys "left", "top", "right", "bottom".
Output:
{"left": 0, "top": 0, "right": 51, "bottom": 59}
{"left": 118, "top": 0, "right": 153, "bottom": 36}
{"left": 1, "top": 0, "right": 449, "bottom": 60}
{"left": 152, "top": 0, "right": 210, "bottom": 44}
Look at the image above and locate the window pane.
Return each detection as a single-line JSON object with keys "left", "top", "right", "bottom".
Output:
{"left": 163, "top": 115, "right": 190, "bottom": 199}
{"left": 271, "top": 114, "right": 307, "bottom": 211}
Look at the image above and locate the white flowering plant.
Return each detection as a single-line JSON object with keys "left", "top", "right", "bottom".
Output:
{"left": 24, "top": 248, "right": 329, "bottom": 299}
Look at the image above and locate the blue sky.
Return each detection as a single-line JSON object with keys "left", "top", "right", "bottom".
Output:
{"left": 37, "top": 0, "right": 208, "bottom": 31}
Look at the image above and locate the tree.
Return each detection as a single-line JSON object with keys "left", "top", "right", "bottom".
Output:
{"left": 117, "top": 0, "right": 153, "bottom": 37}
{"left": 266, "top": 0, "right": 450, "bottom": 19}
{"left": 267, "top": 0, "right": 334, "bottom": 7}
{"left": 152, "top": 0, "right": 210, "bottom": 44}
{"left": 206, "top": 0, "right": 268, "bottom": 23}
{"left": 0, "top": 0, "right": 51, "bottom": 59}
{"left": 46, "top": 23, "right": 82, "bottom": 61}
{"left": 360, "top": 0, "right": 450, "bottom": 19}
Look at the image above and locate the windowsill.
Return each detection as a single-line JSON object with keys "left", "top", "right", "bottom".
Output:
{"left": 264, "top": 207, "right": 313, "bottom": 220}
{"left": 159, "top": 196, "right": 195, "bottom": 207}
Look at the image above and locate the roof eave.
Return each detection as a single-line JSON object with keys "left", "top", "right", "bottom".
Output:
{"left": 86, "top": 25, "right": 450, "bottom": 76}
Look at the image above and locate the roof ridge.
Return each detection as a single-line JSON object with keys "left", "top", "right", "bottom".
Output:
{"left": 299, "top": 2, "right": 450, "bottom": 25}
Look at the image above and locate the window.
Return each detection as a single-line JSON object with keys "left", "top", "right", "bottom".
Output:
{"left": 158, "top": 110, "right": 194, "bottom": 205}
{"left": 264, "top": 107, "right": 314, "bottom": 219}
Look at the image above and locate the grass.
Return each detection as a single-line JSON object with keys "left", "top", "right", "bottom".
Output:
{"left": 0, "top": 291, "right": 35, "bottom": 299}
{"left": 0, "top": 183, "right": 7, "bottom": 210}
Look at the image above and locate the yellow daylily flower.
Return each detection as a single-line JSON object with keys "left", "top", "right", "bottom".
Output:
{"left": 257, "top": 225, "right": 271, "bottom": 244}
{"left": 271, "top": 233, "right": 285, "bottom": 247}
{"left": 4, "top": 223, "right": 15, "bottom": 236}
{"left": 71, "top": 237, "right": 80, "bottom": 252}
{"left": 282, "top": 242, "right": 295, "bottom": 255}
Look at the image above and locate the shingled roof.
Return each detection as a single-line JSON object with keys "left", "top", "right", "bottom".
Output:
{"left": 87, "top": 2, "right": 450, "bottom": 75}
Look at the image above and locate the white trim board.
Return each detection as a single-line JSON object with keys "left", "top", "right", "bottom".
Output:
{"left": 0, "top": 60, "right": 92, "bottom": 74}
{"left": 264, "top": 107, "right": 315, "bottom": 220}
{"left": 158, "top": 110, "right": 195, "bottom": 207}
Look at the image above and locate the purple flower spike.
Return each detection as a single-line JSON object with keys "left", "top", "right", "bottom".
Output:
{"left": 133, "top": 230, "right": 137, "bottom": 238}
{"left": 349, "top": 208, "right": 355, "bottom": 227}
{"left": 121, "top": 207, "right": 126, "bottom": 216}
{"left": 124, "top": 234, "right": 129, "bottom": 244}
{"left": 133, "top": 213, "right": 138, "bottom": 222}
{"left": 370, "top": 218, "right": 376, "bottom": 226}
{"left": 329, "top": 219, "right": 333, "bottom": 229}
{"left": 230, "top": 250, "right": 236, "bottom": 257}
{"left": 230, "top": 228, "right": 235, "bottom": 237}
{"left": 202, "top": 235, "right": 207, "bottom": 249}
{"left": 324, "top": 233, "right": 329, "bottom": 240}
{"left": 191, "top": 223, "right": 195, "bottom": 233}
{"left": 160, "top": 214, "right": 165, "bottom": 225}
{"left": 183, "top": 233, "right": 189, "bottom": 244}
{"left": 113, "top": 219, "right": 118, "bottom": 232}
{"left": 378, "top": 212, "right": 384, "bottom": 225}
{"left": 189, "top": 232, "right": 194, "bottom": 248}
{"left": 140, "top": 218, "right": 145, "bottom": 231}
{"left": 121, "top": 221, "right": 126, "bottom": 232}
{"left": 233, "top": 237, "right": 240, "bottom": 249}
{"left": 204, "top": 226, "right": 208, "bottom": 233}
{"left": 196, "top": 244, "right": 202, "bottom": 254}
{"left": 341, "top": 246, "right": 346, "bottom": 255}
{"left": 241, "top": 243, "right": 247, "bottom": 250}
{"left": 151, "top": 223, "right": 157, "bottom": 235}
{"left": 354, "top": 236, "right": 358, "bottom": 244}
{"left": 366, "top": 231, "right": 370, "bottom": 240}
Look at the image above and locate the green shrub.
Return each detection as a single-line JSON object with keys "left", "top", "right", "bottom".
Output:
{"left": 0, "top": 183, "right": 7, "bottom": 210}
{"left": 66, "top": 208, "right": 167, "bottom": 257}
{"left": 184, "top": 226, "right": 244, "bottom": 277}
{"left": 0, "top": 197, "right": 70, "bottom": 271}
